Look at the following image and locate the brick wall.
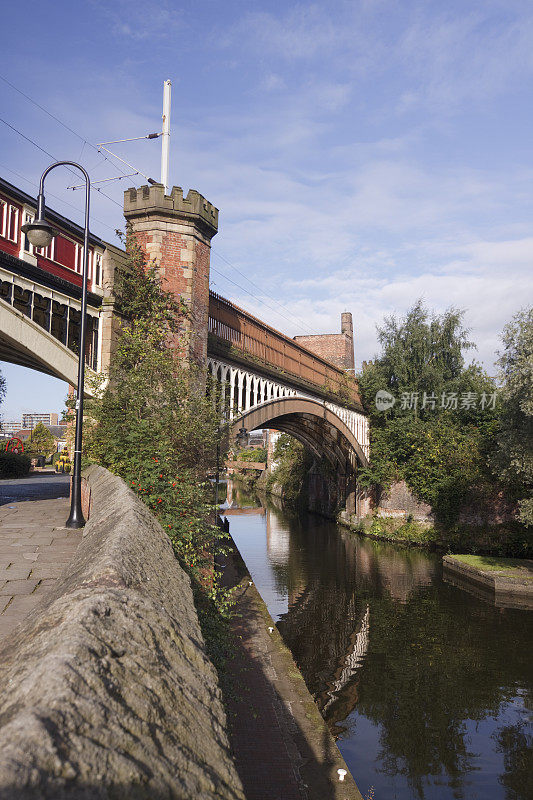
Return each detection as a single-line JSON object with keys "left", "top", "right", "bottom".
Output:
{"left": 123, "top": 185, "right": 218, "bottom": 367}
{"left": 294, "top": 312, "right": 355, "bottom": 372}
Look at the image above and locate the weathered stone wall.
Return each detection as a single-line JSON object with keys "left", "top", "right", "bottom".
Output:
{"left": 373, "top": 482, "right": 516, "bottom": 526}
{"left": 376, "top": 480, "right": 434, "bottom": 522}
{"left": 0, "top": 465, "right": 245, "bottom": 800}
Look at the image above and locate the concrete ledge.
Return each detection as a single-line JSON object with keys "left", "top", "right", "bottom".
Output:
{"left": 0, "top": 465, "right": 244, "bottom": 800}
{"left": 443, "top": 554, "right": 533, "bottom": 610}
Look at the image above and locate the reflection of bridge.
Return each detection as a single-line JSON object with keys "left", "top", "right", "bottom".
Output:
{"left": 1, "top": 177, "right": 368, "bottom": 513}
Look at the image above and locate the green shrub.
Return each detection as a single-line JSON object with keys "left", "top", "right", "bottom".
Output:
{"left": 0, "top": 452, "right": 31, "bottom": 478}
{"left": 83, "top": 230, "right": 232, "bottom": 653}
{"left": 266, "top": 434, "right": 311, "bottom": 506}
{"left": 237, "top": 447, "right": 267, "bottom": 463}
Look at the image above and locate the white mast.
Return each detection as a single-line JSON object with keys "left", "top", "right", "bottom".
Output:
{"left": 160, "top": 79, "right": 172, "bottom": 194}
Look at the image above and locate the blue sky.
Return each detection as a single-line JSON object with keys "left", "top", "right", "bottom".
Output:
{"left": 1, "top": 0, "right": 533, "bottom": 420}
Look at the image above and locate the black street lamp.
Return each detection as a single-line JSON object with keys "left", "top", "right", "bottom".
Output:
{"left": 22, "top": 161, "right": 91, "bottom": 528}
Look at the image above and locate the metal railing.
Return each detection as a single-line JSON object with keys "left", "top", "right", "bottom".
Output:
{"left": 208, "top": 291, "right": 361, "bottom": 407}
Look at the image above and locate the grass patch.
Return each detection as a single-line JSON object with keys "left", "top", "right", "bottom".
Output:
{"left": 449, "top": 554, "right": 533, "bottom": 574}
{"left": 348, "top": 514, "right": 533, "bottom": 558}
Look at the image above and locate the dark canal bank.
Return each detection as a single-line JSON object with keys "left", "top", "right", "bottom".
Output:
{"left": 222, "top": 482, "right": 533, "bottom": 800}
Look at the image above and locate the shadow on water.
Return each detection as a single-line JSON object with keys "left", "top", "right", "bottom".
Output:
{"left": 218, "top": 526, "right": 357, "bottom": 800}
{"left": 224, "top": 482, "right": 533, "bottom": 800}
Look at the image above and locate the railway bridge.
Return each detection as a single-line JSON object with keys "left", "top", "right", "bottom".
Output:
{"left": 0, "top": 177, "right": 369, "bottom": 515}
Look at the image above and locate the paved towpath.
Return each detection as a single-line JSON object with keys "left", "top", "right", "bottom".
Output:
{"left": 0, "top": 496, "right": 82, "bottom": 642}
{"left": 0, "top": 472, "right": 70, "bottom": 505}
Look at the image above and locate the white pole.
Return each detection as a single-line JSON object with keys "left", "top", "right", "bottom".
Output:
{"left": 161, "top": 79, "right": 171, "bottom": 194}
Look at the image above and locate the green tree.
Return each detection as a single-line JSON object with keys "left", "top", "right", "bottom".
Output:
{"left": 357, "top": 301, "right": 498, "bottom": 521}
{"left": 236, "top": 447, "right": 267, "bottom": 463}
{"left": 27, "top": 421, "right": 56, "bottom": 457}
{"left": 84, "top": 230, "right": 227, "bottom": 595}
{"left": 492, "top": 308, "right": 533, "bottom": 526}
{"left": 267, "top": 433, "right": 312, "bottom": 506}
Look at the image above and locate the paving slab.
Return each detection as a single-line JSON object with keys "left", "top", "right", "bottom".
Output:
{"left": 0, "top": 497, "right": 82, "bottom": 642}
{"left": 0, "top": 579, "right": 40, "bottom": 596}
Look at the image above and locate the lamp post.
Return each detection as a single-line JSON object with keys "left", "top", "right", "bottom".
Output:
{"left": 22, "top": 161, "right": 91, "bottom": 528}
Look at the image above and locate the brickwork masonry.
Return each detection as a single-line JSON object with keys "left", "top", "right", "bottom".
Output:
{"left": 124, "top": 184, "right": 218, "bottom": 367}
{"left": 294, "top": 312, "right": 355, "bottom": 372}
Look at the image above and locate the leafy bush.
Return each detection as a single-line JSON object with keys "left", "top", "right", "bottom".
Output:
{"left": 0, "top": 452, "right": 31, "bottom": 478}
{"left": 84, "top": 230, "right": 232, "bottom": 631}
{"left": 236, "top": 446, "right": 267, "bottom": 463}
{"left": 355, "top": 514, "right": 532, "bottom": 557}
{"left": 357, "top": 301, "right": 500, "bottom": 523}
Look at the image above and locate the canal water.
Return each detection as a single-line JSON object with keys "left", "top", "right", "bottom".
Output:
{"left": 222, "top": 482, "right": 533, "bottom": 800}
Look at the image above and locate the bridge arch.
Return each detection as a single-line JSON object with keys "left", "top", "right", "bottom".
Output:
{"left": 0, "top": 298, "right": 95, "bottom": 395}
{"left": 231, "top": 396, "right": 369, "bottom": 469}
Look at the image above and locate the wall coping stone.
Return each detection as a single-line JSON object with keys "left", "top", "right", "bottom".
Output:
{"left": 0, "top": 465, "right": 245, "bottom": 800}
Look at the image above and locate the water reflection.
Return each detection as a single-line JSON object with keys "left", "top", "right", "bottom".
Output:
{"left": 224, "top": 484, "right": 533, "bottom": 800}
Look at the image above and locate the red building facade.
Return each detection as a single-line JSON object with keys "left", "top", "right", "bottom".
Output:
{"left": 0, "top": 177, "right": 106, "bottom": 372}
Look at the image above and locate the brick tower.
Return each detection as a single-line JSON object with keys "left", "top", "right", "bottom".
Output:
{"left": 123, "top": 183, "right": 218, "bottom": 366}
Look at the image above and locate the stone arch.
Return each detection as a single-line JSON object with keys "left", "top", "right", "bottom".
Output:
{"left": 231, "top": 396, "right": 369, "bottom": 469}
{"left": 0, "top": 298, "right": 95, "bottom": 396}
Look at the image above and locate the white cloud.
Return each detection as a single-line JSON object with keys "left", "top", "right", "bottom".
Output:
{"left": 2, "top": 0, "right": 532, "bottom": 385}
{"left": 90, "top": 0, "right": 184, "bottom": 41}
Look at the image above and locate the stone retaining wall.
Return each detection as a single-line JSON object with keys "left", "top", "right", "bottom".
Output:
{"left": 0, "top": 465, "right": 245, "bottom": 800}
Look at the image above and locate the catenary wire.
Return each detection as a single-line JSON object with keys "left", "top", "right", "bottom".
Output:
{"left": 0, "top": 73, "right": 146, "bottom": 181}
{"left": 0, "top": 162, "right": 120, "bottom": 236}
{"left": 210, "top": 266, "right": 315, "bottom": 336}
{"left": 212, "top": 248, "right": 316, "bottom": 335}
{"left": 0, "top": 116, "right": 123, "bottom": 208}
{"left": 0, "top": 74, "right": 319, "bottom": 337}
{"left": 0, "top": 77, "right": 323, "bottom": 337}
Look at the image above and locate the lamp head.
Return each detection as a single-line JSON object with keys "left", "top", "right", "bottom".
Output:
{"left": 236, "top": 426, "right": 248, "bottom": 448}
{"left": 21, "top": 218, "right": 56, "bottom": 249}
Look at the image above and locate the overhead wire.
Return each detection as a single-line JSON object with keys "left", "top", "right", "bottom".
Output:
{"left": 0, "top": 115, "right": 123, "bottom": 210}
{"left": 212, "top": 247, "right": 316, "bottom": 335}
{"left": 210, "top": 265, "right": 314, "bottom": 336}
{"left": 0, "top": 73, "right": 150, "bottom": 185}
{"left": 0, "top": 162, "right": 121, "bottom": 235}
{"left": 0, "top": 74, "right": 321, "bottom": 337}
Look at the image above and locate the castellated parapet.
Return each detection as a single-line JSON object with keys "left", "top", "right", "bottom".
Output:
{"left": 124, "top": 183, "right": 219, "bottom": 366}
{"left": 124, "top": 184, "right": 218, "bottom": 237}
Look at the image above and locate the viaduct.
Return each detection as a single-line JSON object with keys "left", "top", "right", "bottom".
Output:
{"left": 0, "top": 176, "right": 369, "bottom": 517}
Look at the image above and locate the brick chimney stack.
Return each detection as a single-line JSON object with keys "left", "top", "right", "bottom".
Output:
{"left": 123, "top": 183, "right": 218, "bottom": 366}
{"left": 293, "top": 311, "right": 356, "bottom": 372}
{"left": 341, "top": 312, "right": 355, "bottom": 372}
